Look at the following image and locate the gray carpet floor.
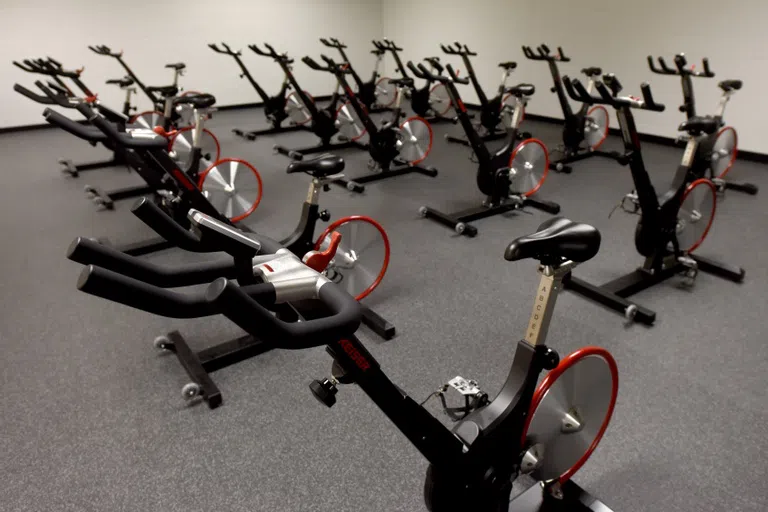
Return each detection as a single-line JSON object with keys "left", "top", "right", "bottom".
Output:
{"left": 1, "top": 107, "right": 766, "bottom": 512}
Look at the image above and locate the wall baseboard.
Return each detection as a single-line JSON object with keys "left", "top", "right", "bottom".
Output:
{"left": 0, "top": 95, "right": 334, "bottom": 135}
{"left": 464, "top": 103, "right": 768, "bottom": 164}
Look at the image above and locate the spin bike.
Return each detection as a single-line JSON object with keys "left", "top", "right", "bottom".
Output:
{"left": 648, "top": 53, "right": 757, "bottom": 196}
{"left": 561, "top": 73, "right": 746, "bottom": 324}
{"left": 299, "top": 54, "right": 437, "bottom": 190}
{"left": 209, "top": 42, "right": 309, "bottom": 140}
{"left": 13, "top": 57, "right": 133, "bottom": 177}
{"left": 68, "top": 154, "right": 396, "bottom": 408}
{"left": 78, "top": 211, "right": 618, "bottom": 511}
{"left": 375, "top": 38, "right": 456, "bottom": 122}
{"left": 522, "top": 45, "right": 620, "bottom": 173}
{"left": 442, "top": 41, "right": 522, "bottom": 145}
{"left": 320, "top": 37, "right": 397, "bottom": 112}
{"left": 89, "top": 44, "right": 202, "bottom": 129}
{"left": 247, "top": 43, "right": 369, "bottom": 160}
{"left": 411, "top": 62, "right": 559, "bottom": 237}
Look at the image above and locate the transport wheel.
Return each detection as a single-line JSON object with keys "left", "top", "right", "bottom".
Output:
{"left": 397, "top": 116, "right": 433, "bottom": 165}
{"left": 169, "top": 127, "right": 221, "bottom": 172}
{"left": 199, "top": 158, "right": 263, "bottom": 222}
{"left": 182, "top": 382, "right": 201, "bottom": 400}
{"left": 508, "top": 139, "right": 550, "bottom": 196}
{"left": 335, "top": 101, "right": 368, "bottom": 141}
{"left": 130, "top": 110, "right": 165, "bottom": 130}
{"left": 314, "top": 216, "right": 390, "bottom": 301}
{"left": 153, "top": 335, "right": 172, "bottom": 351}
{"left": 375, "top": 77, "right": 398, "bottom": 107}
{"left": 521, "top": 347, "right": 618, "bottom": 484}
{"left": 676, "top": 178, "right": 717, "bottom": 253}
{"left": 710, "top": 126, "right": 738, "bottom": 179}
{"left": 285, "top": 90, "right": 313, "bottom": 125}
{"left": 429, "top": 83, "right": 454, "bottom": 117}
{"left": 585, "top": 106, "right": 610, "bottom": 150}
{"left": 500, "top": 93, "right": 526, "bottom": 129}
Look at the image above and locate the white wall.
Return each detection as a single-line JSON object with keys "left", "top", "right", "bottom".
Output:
{"left": 2, "top": 0, "right": 383, "bottom": 128}
{"left": 382, "top": 0, "right": 767, "bottom": 153}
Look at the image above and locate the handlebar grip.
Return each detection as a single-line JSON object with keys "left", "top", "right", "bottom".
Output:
{"left": 208, "top": 279, "right": 362, "bottom": 350}
{"left": 594, "top": 81, "right": 615, "bottom": 102}
{"left": 131, "top": 198, "right": 211, "bottom": 253}
{"left": 640, "top": 83, "right": 665, "bottom": 112}
{"left": 540, "top": 44, "right": 550, "bottom": 54}
{"left": 34, "top": 81, "right": 75, "bottom": 108}
{"left": 408, "top": 61, "right": 426, "bottom": 79}
{"left": 674, "top": 54, "right": 687, "bottom": 71}
{"left": 415, "top": 62, "right": 434, "bottom": 80}
{"left": 43, "top": 108, "right": 105, "bottom": 141}
{"left": 557, "top": 47, "right": 570, "bottom": 62}
{"left": 78, "top": 265, "right": 218, "bottom": 318}
{"left": 702, "top": 58, "right": 714, "bottom": 77}
{"left": 67, "top": 237, "right": 238, "bottom": 288}
{"left": 14, "top": 83, "right": 55, "bottom": 104}
{"left": 446, "top": 64, "right": 468, "bottom": 84}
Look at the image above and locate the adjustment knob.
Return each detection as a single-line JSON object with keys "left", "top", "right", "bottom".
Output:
{"left": 310, "top": 378, "right": 338, "bottom": 408}
{"left": 319, "top": 209, "right": 331, "bottom": 221}
{"left": 540, "top": 347, "right": 560, "bottom": 370}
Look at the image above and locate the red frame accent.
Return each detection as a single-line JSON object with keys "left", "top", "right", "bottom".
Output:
{"left": 509, "top": 138, "right": 550, "bottom": 197}
{"left": 521, "top": 347, "right": 619, "bottom": 484}
{"left": 198, "top": 158, "right": 264, "bottom": 222}
{"left": 375, "top": 77, "right": 398, "bottom": 107}
{"left": 313, "top": 216, "right": 390, "bottom": 301}
{"left": 399, "top": 116, "right": 434, "bottom": 165}
{"left": 335, "top": 101, "right": 368, "bottom": 141}
{"left": 129, "top": 110, "right": 164, "bottom": 127}
{"left": 285, "top": 90, "right": 314, "bottom": 125}
{"left": 680, "top": 178, "right": 717, "bottom": 253}
{"left": 169, "top": 127, "right": 221, "bottom": 162}
{"left": 429, "top": 83, "right": 454, "bottom": 116}
{"left": 586, "top": 106, "right": 610, "bottom": 150}
{"left": 714, "top": 126, "right": 738, "bottom": 178}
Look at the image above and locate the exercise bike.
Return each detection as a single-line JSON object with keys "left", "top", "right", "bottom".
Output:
{"left": 78, "top": 212, "right": 618, "bottom": 510}
{"left": 248, "top": 43, "right": 369, "bottom": 160}
{"left": 648, "top": 53, "right": 757, "bottom": 196}
{"left": 375, "top": 39, "right": 456, "bottom": 122}
{"left": 209, "top": 42, "right": 309, "bottom": 140}
{"left": 13, "top": 57, "right": 133, "bottom": 177}
{"left": 68, "top": 154, "right": 396, "bottom": 407}
{"left": 560, "top": 73, "right": 745, "bottom": 324}
{"left": 441, "top": 41, "right": 521, "bottom": 145}
{"left": 522, "top": 44, "right": 620, "bottom": 174}
{"left": 299, "top": 54, "right": 437, "bottom": 190}
{"left": 320, "top": 37, "right": 397, "bottom": 112}
{"left": 411, "top": 62, "right": 559, "bottom": 237}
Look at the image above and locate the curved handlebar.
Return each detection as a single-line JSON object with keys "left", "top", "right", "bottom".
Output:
{"left": 34, "top": 81, "right": 77, "bottom": 108}
{"left": 441, "top": 41, "right": 475, "bottom": 56}
{"left": 563, "top": 75, "right": 665, "bottom": 112}
{"left": 320, "top": 37, "right": 347, "bottom": 49}
{"left": 209, "top": 42, "right": 241, "bottom": 56}
{"left": 89, "top": 45, "right": 122, "bottom": 58}
{"left": 43, "top": 108, "right": 105, "bottom": 142}
{"left": 522, "top": 44, "right": 570, "bottom": 62}
{"left": 14, "top": 83, "right": 55, "bottom": 105}
{"left": 648, "top": 54, "right": 715, "bottom": 78}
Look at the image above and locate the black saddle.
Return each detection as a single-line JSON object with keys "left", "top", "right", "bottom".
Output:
{"left": 173, "top": 93, "right": 216, "bottom": 109}
{"left": 506, "top": 83, "right": 535, "bottom": 97}
{"left": 679, "top": 115, "right": 720, "bottom": 135}
{"left": 147, "top": 84, "right": 178, "bottom": 96}
{"left": 286, "top": 154, "right": 345, "bottom": 177}
{"left": 498, "top": 61, "right": 517, "bottom": 70}
{"left": 106, "top": 77, "right": 134, "bottom": 87}
{"left": 390, "top": 77, "right": 414, "bottom": 87}
{"left": 719, "top": 79, "right": 742, "bottom": 92}
{"left": 504, "top": 217, "right": 601, "bottom": 264}
{"left": 581, "top": 67, "right": 602, "bottom": 77}
{"left": 165, "top": 62, "right": 186, "bottom": 71}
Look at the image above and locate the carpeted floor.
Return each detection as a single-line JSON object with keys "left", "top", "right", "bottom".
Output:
{"left": 1, "top": 106, "right": 766, "bottom": 512}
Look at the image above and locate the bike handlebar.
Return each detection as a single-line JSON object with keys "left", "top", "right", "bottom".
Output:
{"left": 14, "top": 83, "right": 55, "bottom": 104}
{"left": 320, "top": 37, "right": 347, "bottom": 49}
{"left": 209, "top": 42, "right": 241, "bottom": 56}
{"left": 563, "top": 74, "right": 665, "bottom": 112}
{"left": 440, "top": 41, "right": 476, "bottom": 56}
{"left": 445, "top": 63, "right": 468, "bottom": 84}
{"left": 89, "top": 45, "right": 123, "bottom": 58}
{"left": 647, "top": 54, "right": 714, "bottom": 78}
{"left": 522, "top": 44, "right": 571, "bottom": 62}
{"left": 381, "top": 38, "right": 403, "bottom": 51}
{"left": 249, "top": 43, "right": 293, "bottom": 63}
{"left": 34, "top": 81, "right": 77, "bottom": 108}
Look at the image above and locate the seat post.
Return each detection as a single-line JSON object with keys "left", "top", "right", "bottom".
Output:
{"left": 524, "top": 261, "right": 575, "bottom": 346}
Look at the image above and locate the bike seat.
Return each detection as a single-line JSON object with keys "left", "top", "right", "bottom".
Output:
{"left": 506, "top": 83, "right": 535, "bottom": 97}
{"left": 498, "top": 61, "right": 517, "bottom": 70}
{"left": 286, "top": 154, "right": 345, "bottom": 177}
{"left": 581, "top": 67, "right": 602, "bottom": 77}
{"left": 106, "top": 77, "right": 134, "bottom": 87}
{"left": 173, "top": 93, "right": 216, "bottom": 109}
{"left": 390, "top": 77, "right": 414, "bottom": 87}
{"left": 678, "top": 115, "right": 720, "bottom": 135}
{"left": 504, "top": 217, "right": 601, "bottom": 264}
{"left": 165, "top": 62, "right": 186, "bottom": 70}
{"left": 146, "top": 85, "right": 178, "bottom": 96}
{"left": 719, "top": 79, "right": 742, "bottom": 92}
